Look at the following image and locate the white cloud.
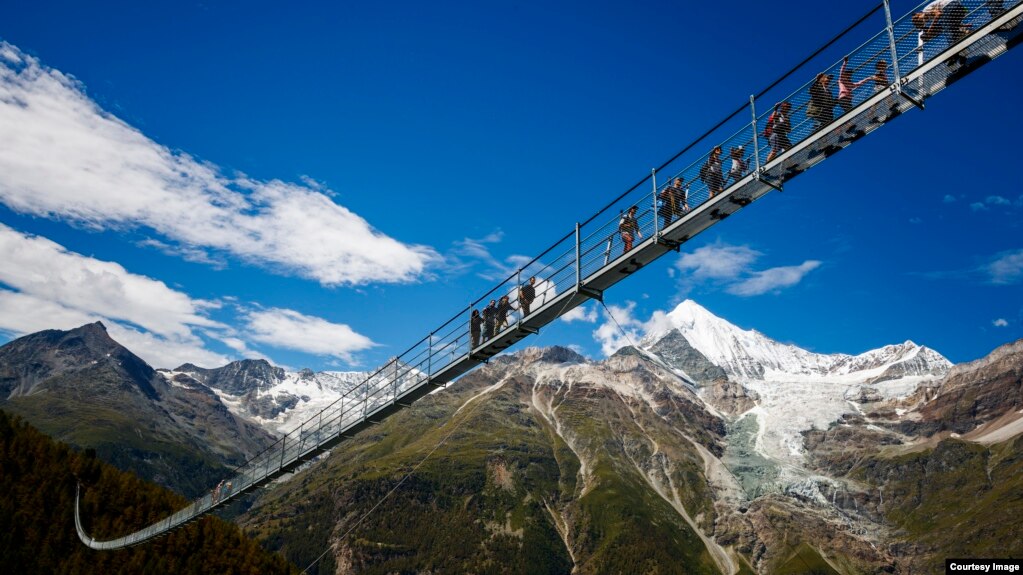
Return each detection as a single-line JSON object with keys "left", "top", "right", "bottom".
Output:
{"left": 987, "top": 249, "right": 1023, "bottom": 285}
{"left": 0, "top": 224, "right": 375, "bottom": 368}
{"left": 566, "top": 344, "right": 588, "bottom": 357}
{"left": 561, "top": 304, "right": 598, "bottom": 323}
{"left": 243, "top": 308, "right": 376, "bottom": 362}
{"left": 447, "top": 231, "right": 533, "bottom": 281}
{"left": 676, "top": 244, "right": 761, "bottom": 281}
{"left": 993, "top": 318, "right": 1009, "bottom": 327}
{"left": 0, "top": 41, "right": 437, "bottom": 287}
{"left": 909, "top": 217, "right": 922, "bottom": 225}
{"left": 0, "top": 224, "right": 221, "bottom": 339}
{"left": 0, "top": 289, "right": 229, "bottom": 368}
{"left": 674, "top": 243, "right": 819, "bottom": 297}
{"left": 727, "top": 261, "right": 822, "bottom": 296}
{"left": 591, "top": 302, "right": 675, "bottom": 356}
{"left": 986, "top": 195, "right": 1011, "bottom": 206}
{"left": 943, "top": 194, "right": 957, "bottom": 203}
{"left": 970, "top": 202, "right": 989, "bottom": 211}
{"left": 593, "top": 301, "right": 643, "bottom": 356}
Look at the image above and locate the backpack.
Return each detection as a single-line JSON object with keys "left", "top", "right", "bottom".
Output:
{"left": 763, "top": 112, "right": 775, "bottom": 139}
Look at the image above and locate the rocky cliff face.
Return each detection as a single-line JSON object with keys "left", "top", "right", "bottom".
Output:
{"left": 177, "top": 359, "right": 286, "bottom": 395}
{"left": 170, "top": 361, "right": 370, "bottom": 433}
{"left": 0, "top": 321, "right": 159, "bottom": 400}
{"left": 916, "top": 338, "right": 1023, "bottom": 434}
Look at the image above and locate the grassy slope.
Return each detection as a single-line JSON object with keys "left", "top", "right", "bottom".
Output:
{"left": 243, "top": 366, "right": 725, "bottom": 574}
{"left": 855, "top": 434, "right": 1023, "bottom": 572}
{"left": 4, "top": 395, "right": 228, "bottom": 497}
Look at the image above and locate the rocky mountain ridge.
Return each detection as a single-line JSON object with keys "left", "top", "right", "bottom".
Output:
{"left": 0, "top": 322, "right": 276, "bottom": 496}
{"left": 235, "top": 301, "right": 1022, "bottom": 573}
{"left": 167, "top": 361, "right": 370, "bottom": 434}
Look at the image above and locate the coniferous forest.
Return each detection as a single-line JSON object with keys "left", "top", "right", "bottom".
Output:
{"left": 0, "top": 410, "right": 297, "bottom": 574}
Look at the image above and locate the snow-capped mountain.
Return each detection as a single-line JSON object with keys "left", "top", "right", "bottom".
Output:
{"left": 642, "top": 299, "right": 951, "bottom": 384}
{"left": 163, "top": 359, "right": 371, "bottom": 435}
{"left": 638, "top": 300, "right": 953, "bottom": 482}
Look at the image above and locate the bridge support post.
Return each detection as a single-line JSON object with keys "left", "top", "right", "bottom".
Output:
{"left": 749, "top": 94, "right": 761, "bottom": 175}
{"left": 575, "top": 222, "right": 581, "bottom": 290}
{"left": 361, "top": 375, "right": 369, "bottom": 418}
{"left": 516, "top": 268, "right": 522, "bottom": 325}
{"left": 651, "top": 168, "right": 658, "bottom": 239}
{"left": 883, "top": 0, "right": 902, "bottom": 89}
{"left": 280, "top": 436, "right": 286, "bottom": 470}
{"left": 750, "top": 95, "right": 782, "bottom": 192}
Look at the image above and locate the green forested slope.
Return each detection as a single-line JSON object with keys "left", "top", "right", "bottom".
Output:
{"left": 0, "top": 409, "right": 296, "bottom": 575}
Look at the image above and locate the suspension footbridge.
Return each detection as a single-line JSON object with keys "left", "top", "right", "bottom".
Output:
{"left": 77, "top": 0, "right": 1023, "bottom": 549}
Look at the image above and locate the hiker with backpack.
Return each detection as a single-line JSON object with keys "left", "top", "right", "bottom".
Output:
{"left": 658, "top": 177, "right": 687, "bottom": 229}
{"left": 764, "top": 102, "right": 792, "bottom": 163}
{"left": 699, "top": 146, "right": 724, "bottom": 198}
{"left": 913, "top": 0, "right": 969, "bottom": 44}
{"left": 618, "top": 206, "right": 642, "bottom": 253}
{"left": 807, "top": 73, "right": 836, "bottom": 132}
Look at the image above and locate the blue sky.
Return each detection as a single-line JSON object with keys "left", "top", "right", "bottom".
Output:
{"left": 0, "top": 0, "right": 1020, "bottom": 371}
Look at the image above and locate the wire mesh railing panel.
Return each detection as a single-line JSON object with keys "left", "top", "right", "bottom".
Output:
{"left": 894, "top": 0, "right": 1018, "bottom": 81}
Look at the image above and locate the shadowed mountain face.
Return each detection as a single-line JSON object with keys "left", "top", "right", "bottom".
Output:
{"left": 0, "top": 322, "right": 158, "bottom": 400}
{"left": 177, "top": 359, "right": 286, "bottom": 396}
{"left": 0, "top": 323, "right": 276, "bottom": 497}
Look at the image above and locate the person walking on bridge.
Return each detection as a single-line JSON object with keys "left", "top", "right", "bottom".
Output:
{"left": 495, "top": 295, "right": 517, "bottom": 332}
{"left": 913, "top": 0, "right": 969, "bottom": 44}
{"left": 470, "top": 308, "right": 483, "bottom": 348}
{"left": 658, "top": 180, "right": 677, "bottom": 229}
{"left": 807, "top": 73, "right": 836, "bottom": 132}
{"left": 727, "top": 146, "right": 750, "bottom": 186}
{"left": 837, "top": 56, "right": 871, "bottom": 114}
{"left": 765, "top": 102, "right": 792, "bottom": 163}
{"left": 700, "top": 146, "right": 724, "bottom": 198}
{"left": 482, "top": 300, "right": 497, "bottom": 341}
{"left": 618, "top": 206, "right": 642, "bottom": 253}
{"left": 518, "top": 276, "right": 536, "bottom": 317}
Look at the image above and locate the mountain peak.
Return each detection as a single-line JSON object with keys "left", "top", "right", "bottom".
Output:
{"left": 641, "top": 301, "right": 950, "bottom": 383}
{"left": 175, "top": 358, "right": 285, "bottom": 395}
{"left": 0, "top": 322, "right": 158, "bottom": 399}
{"left": 516, "top": 346, "right": 587, "bottom": 365}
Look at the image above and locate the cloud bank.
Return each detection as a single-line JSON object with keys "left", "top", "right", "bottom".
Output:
{"left": 0, "top": 41, "right": 437, "bottom": 287}
{"left": 0, "top": 224, "right": 376, "bottom": 368}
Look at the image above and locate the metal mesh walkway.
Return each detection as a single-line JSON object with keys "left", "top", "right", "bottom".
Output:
{"left": 77, "top": 0, "right": 1023, "bottom": 549}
